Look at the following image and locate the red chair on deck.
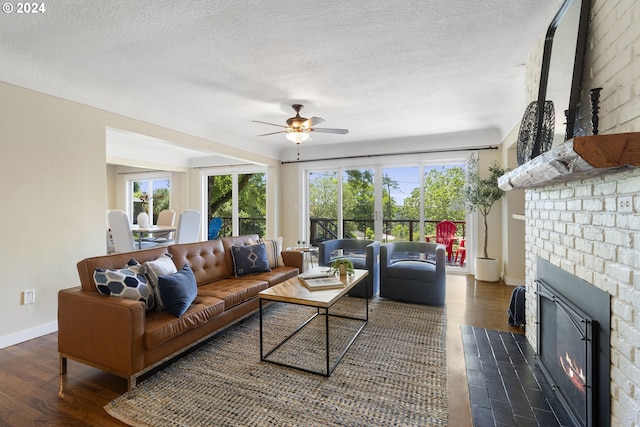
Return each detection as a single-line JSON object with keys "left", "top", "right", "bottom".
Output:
{"left": 436, "top": 221, "right": 457, "bottom": 263}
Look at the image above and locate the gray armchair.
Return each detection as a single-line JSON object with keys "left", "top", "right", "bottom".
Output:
{"left": 318, "top": 239, "right": 380, "bottom": 298}
{"left": 380, "top": 242, "right": 446, "bottom": 306}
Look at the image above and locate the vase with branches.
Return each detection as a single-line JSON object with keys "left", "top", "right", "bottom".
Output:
{"left": 137, "top": 192, "right": 151, "bottom": 228}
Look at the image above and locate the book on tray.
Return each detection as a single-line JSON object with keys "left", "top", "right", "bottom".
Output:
{"left": 299, "top": 276, "right": 345, "bottom": 290}
{"left": 298, "top": 268, "right": 333, "bottom": 280}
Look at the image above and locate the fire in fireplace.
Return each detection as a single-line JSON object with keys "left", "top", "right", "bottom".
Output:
{"left": 536, "top": 258, "right": 610, "bottom": 427}
{"left": 559, "top": 350, "right": 586, "bottom": 394}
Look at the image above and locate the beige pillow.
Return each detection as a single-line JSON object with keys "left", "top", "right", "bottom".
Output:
{"left": 141, "top": 254, "right": 177, "bottom": 311}
{"left": 248, "top": 237, "right": 284, "bottom": 268}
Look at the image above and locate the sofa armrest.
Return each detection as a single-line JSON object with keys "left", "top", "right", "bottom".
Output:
{"left": 58, "top": 287, "right": 146, "bottom": 377}
{"left": 281, "top": 250, "right": 303, "bottom": 272}
{"left": 366, "top": 240, "right": 381, "bottom": 280}
{"left": 365, "top": 241, "right": 381, "bottom": 266}
{"left": 433, "top": 244, "right": 447, "bottom": 280}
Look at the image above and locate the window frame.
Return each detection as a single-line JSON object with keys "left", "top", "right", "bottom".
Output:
{"left": 125, "top": 171, "right": 172, "bottom": 225}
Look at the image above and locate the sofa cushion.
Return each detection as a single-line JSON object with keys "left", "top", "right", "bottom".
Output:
{"left": 158, "top": 264, "right": 198, "bottom": 317}
{"left": 221, "top": 234, "right": 260, "bottom": 274}
{"left": 250, "top": 237, "right": 284, "bottom": 268}
{"left": 93, "top": 259, "right": 155, "bottom": 310}
{"left": 141, "top": 254, "right": 177, "bottom": 312}
{"left": 248, "top": 266, "right": 300, "bottom": 287}
{"left": 197, "top": 278, "right": 268, "bottom": 309}
{"left": 77, "top": 246, "right": 169, "bottom": 292}
{"left": 145, "top": 295, "right": 225, "bottom": 350}
{"left": 231, "top": 243, "right": 271, "bottom": 277}
{"left": 387, "top": 260, "right": 437, "bottom": 282}
{"left": 168, "top": 240, "right": 232, "bottom": 284}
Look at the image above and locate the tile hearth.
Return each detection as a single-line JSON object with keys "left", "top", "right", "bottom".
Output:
{"left": 462, "top": 325, "right": 578, "bottom": 427}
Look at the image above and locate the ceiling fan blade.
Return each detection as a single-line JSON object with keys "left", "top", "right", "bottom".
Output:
{"left": 252, "top": 120, "right": 287, "bottom": 128}
{"left": 304, "top": 116, "right": 325, "bottom": 127}
{"left": 256, "top": 130, "right": 287, "bottom": 137}
{"left": 311, "top": 127, "right": 349, "bottom": 134}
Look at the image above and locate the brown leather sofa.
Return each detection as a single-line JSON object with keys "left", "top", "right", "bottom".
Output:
{"left": 58, "top": 235, "right": 302, "bottom": 392}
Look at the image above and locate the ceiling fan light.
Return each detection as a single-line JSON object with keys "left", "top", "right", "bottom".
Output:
{"left": 286, "top": 131, "right": 310, "bottom": 144}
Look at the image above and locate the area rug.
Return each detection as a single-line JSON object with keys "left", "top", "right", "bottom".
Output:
{"left": 105, "top": 298, "right": 447, "bottom": 426}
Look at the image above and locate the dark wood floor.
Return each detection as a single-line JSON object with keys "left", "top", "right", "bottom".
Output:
{"left": 0, "top": 274, "right": 522, "bottom": 426}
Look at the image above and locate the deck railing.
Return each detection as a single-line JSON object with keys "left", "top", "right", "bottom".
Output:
{"left": 309, "top": 218, "right": 466, "bottom": 245}
{"left": 208, "top": 216, "right": 465, "bottom": 245}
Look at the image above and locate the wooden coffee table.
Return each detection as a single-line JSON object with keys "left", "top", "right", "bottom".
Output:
{"left": 259, "top": 269, "right": 369, "bottom": 376}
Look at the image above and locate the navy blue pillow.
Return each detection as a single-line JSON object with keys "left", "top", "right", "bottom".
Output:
{"left": 231, "top": 243, "right": 271, "bottom": 277}
{"left": 158, "top": 264, "right": 198, "bottom": 318}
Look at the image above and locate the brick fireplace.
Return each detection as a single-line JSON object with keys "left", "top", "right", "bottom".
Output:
{"left": 523, "top": 166, "right": 640, "bottom": 426}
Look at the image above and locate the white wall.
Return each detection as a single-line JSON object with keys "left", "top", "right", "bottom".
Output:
{"left": 501, "top": 125, "right": 526, "bottom": 286}
{"left": 0, "top": 81, "right": 278, "bottom": 347}
{"left": 0, "top": 82, "right": 107, "bottom": 345}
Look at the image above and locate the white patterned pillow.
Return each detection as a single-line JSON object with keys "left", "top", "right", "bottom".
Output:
{"left": 140, "top": 254, "right": 177, "bottom": 312}
{"left": 94, "top": 259, "right": 155, "bottom": 311}
{"left": 251, "top": 237, "right": 284, "bottom": 268}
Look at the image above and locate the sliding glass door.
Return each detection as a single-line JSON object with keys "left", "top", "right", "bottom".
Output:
{"left": 342, "top": 169, "right": 375, "bottom": 240}
{"left": 381, "top": 166, "right": 421, "bottom": 242}
{"left": 308, "top": 170, "right": 338, "bottom": 245}
{"left": 306, "top": 159, "right": 468, "bottom": 270}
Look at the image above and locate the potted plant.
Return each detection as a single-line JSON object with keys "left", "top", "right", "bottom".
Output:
{"left": 330, "top": 258, "right": 354, "bottom": 277}
{"left": 463, "top": 154, "right": 509, "bottom": 282}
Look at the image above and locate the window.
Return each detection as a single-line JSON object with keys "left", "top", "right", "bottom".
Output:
{"left": 204, "top": 169, "right": 266, "bottom": 238}
{"left": 128, "top": 174, "right": 171, "bottom": 224}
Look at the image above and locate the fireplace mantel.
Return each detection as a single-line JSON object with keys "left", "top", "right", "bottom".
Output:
{"left": 498, "top": 132, "right": 640, "bottom": 190}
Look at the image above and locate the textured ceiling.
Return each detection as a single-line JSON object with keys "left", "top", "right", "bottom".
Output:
{"left": 0, "top": 0, "right": 563, "bottom": 163}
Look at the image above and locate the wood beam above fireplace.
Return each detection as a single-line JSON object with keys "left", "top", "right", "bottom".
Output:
{"left": 498, "top": 132, "right": 640, "bottom": 190}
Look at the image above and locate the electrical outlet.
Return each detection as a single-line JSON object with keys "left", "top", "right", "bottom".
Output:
{"left": 22, "top": 289, "right": 35, "bottom": 305}
{"left": 618, "top": 196, "right": 632, "bottom": 213}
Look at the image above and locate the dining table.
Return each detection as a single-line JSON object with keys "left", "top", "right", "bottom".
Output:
{"left": 131, "top": 224, "right": 177, "bottom": 247}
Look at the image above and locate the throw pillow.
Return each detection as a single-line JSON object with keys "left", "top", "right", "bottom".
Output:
{"left": 157, "top": 264, "right": 198, "bottom": 318}
{"left": 94, "top": 259, "right": 155, "bottom": 310}
{"left": 257, "top": 237, "right": 284, "bottom": 268}
{"left": 231, "top": 243, "right": 271, "bottom": 276}
{"left": 140, "top": 254, "right": 177, "bottom": 312}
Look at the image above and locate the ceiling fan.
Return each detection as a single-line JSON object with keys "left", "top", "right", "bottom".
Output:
{"left": 252, "top": 104, "right": 349, "bottom": 144}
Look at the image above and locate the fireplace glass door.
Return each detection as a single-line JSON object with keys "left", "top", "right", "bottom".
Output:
{"left": 538, "top": 280, "right": 594, "bottom": 427}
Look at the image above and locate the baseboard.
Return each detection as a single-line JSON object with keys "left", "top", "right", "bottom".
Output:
{"left": 0, "top": 321, "right": 58, "bottom": 350}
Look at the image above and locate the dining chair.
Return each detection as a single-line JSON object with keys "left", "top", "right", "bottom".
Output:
{"left": 143, "top": 209, "right": 176, "bottom": 243}
{"left": 435, "top": 220, "right": 457, "bottom": 262}
{"left": 157, "top": 209, "right": 176, "bottom": 227}
{"left": 108, "top": 210, "right": 158, "bottom": 253}
{"left": 174, "top": 210, "right": 201, "bottom": 244}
